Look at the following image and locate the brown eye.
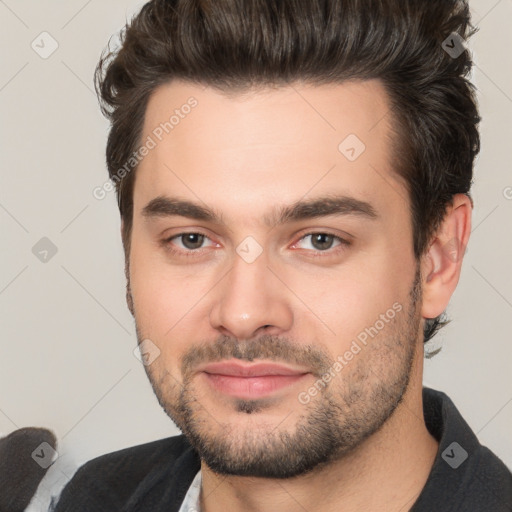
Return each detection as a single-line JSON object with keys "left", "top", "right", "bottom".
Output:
{"left": 296, "top": 232, "right": 346, "bottom": 252}
{"left": 309, "top": 233, "right": 336, "bottom": 251}
{"left": 162, "top": 232, "right": 215, "bottom": 257}
{"left": 178, "top": 233, "right": 206, "bottom": 250}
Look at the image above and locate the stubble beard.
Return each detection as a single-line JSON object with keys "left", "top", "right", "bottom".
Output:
{"left": 134, "top": 269, "right": 422, "bottom": 479}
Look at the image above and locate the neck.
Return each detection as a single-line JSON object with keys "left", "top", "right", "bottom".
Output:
{"left": 199, "top": 346, "right": 439, "bottom": 512}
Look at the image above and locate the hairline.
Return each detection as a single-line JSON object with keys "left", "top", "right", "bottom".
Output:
{"left": 121, "top": 77, "right": 413, "bottom": 251}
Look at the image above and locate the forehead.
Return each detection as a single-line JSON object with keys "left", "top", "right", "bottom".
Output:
{"left": 135, "top": 79, "right": 407, "bottom": 223}
{"left": 142, "top": 79, "right": 392, "bottom": 150}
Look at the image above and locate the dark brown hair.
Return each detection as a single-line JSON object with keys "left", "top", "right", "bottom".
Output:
{"left": 95, "top": 0, "right": 480, "bottom": 345}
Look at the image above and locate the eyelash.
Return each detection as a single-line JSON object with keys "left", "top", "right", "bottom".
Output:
{"left": 161, "top": 231, "right": 351, "bottom": 259}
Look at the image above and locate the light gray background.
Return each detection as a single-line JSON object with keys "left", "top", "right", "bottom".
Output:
{"left": 1, "top": 0, "right": 511, "bottom": 507}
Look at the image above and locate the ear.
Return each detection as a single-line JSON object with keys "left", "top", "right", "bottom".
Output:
{"left": 421, "top": 194, "right": 472, "bottom": 319}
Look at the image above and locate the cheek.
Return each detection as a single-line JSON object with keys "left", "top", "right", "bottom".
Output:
{"left": 129, "top": 236, "right": 180, "bottom": 336}
{"left": 284, "top": 251, "right": 413, "bottom": 349}
{"left": 129, "top": 237, "right": 215, "bottom": 361}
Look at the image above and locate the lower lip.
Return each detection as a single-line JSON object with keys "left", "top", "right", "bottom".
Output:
{"left": 203, "top": 373, "right": 308, "bottom": 399}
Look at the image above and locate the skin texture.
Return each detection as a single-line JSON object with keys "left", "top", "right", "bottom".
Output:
{"left": 126, "top": 79, "right": 472, "bottom": 512}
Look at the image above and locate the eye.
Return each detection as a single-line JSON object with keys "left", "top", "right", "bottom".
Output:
{"left": 161, "top": 231, "right": 351, "bottom": 259}
{"left": 292, "top": 232, "right": 351, "bottom": 255}
{"left": 163, "top": 232, "right": 216, "bottom": 256}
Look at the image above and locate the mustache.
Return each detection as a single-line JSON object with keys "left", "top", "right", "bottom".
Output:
{"left": 181, "top": 334, "right": 333, "bottom": 379}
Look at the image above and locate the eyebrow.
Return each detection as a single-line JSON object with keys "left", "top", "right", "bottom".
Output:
{"left": 141, "top": 194, "right": 378, "bottom": 227}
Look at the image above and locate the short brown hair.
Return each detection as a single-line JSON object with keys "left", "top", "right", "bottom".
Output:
{"left": 95, "top": 0, "right": 480, "bottom": 344}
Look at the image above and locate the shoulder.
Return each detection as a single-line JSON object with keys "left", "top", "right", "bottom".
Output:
{"left": 52, "top": 435, "right": 196, "bottom": 512}
{"left": 72, "top": 434, "right": 192, "bottom": 475}
{"left": 462, "top": 445, "right": 512, "bottom": 510}
{"left": 416, "top": 387, "right": 512, "bottom": 511}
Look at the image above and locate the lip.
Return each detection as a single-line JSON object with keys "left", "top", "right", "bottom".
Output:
{"left": 199, "top": 361, "right": 309, "bottom": 377}
{"left": 198, "top": 360, "right": 310, "bottom": 400}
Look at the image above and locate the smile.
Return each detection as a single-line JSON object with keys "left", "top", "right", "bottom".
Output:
{"left": 198, "top": 360, "right": 311, "bottom": 400}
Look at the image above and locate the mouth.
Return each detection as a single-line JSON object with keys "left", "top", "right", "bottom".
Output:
{"left": 197, "top": 360, "right": 311, "bottom": 400}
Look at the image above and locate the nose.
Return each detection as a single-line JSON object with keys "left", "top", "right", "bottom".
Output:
{"left": 209, "top": 248, "right": 294, "bottom": 341}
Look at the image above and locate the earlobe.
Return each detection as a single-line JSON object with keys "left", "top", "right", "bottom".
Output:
{"left": 421, "top": 194, "right": 472, "bottom": 319}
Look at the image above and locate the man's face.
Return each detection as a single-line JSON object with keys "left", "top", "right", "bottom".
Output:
{"left": 128, "top": 79, "right": 423, "bottom": 478}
